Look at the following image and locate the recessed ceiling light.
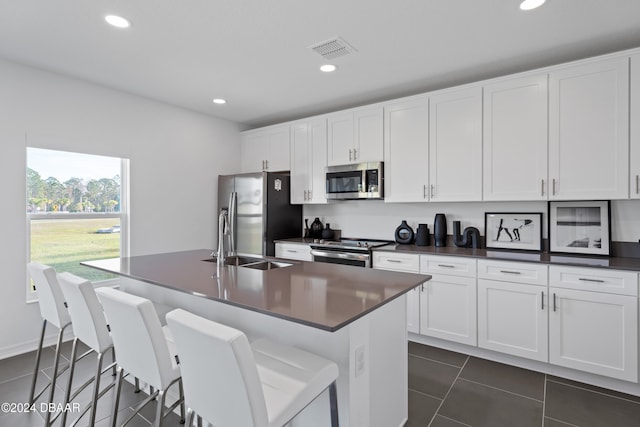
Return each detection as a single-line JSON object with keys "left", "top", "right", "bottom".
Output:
{"left": 320, "top": 64, "right": 337, "bottom": 73}
{"left": 212, "top": 98, "right": 227, "bottom": 105}
{"left": 105, "top": 15, "right": 131, "bottom": 28}
{"left": 520, "top": 0, "right": 546, "bottom": 10}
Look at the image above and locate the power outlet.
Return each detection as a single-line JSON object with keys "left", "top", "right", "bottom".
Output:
{"left": 354, "top": 345, "right": 365, "bottom": 378}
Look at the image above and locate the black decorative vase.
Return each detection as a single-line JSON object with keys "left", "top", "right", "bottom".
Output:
{"left": 395, "top": 220, "right": 414, "bottom": 244}
{"left": 434, "top": 214, "right": 447, "bottom": 247}
{"left": 321, "top": 223, "right": 335, "bottom": 240}
{"left": 310, "top": 217, "right": 323, "bottom": 238}
{"left": 415, "top": 224, "right": 430, "bottom": 246}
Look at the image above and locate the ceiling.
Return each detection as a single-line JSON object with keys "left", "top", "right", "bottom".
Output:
{"left": 1, "top": 1, "right": 640, "bottom": 129}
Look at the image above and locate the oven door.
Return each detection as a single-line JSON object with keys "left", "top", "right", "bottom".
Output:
{"left": 310, "top": 248, "right": 370, "bottom": 267}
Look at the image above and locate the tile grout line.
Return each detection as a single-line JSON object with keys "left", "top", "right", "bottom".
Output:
{"left": 408, "top": 386, "right": 446, "bottom": 403}
{"left": 408, "top": 351, "right": 467, "bottom": 370}
{"left": 544, "top": 415, "right": 581, "bottom": 427}
{"left": 546, "top": 378, "right": 640, "bottom": 406}
{"left": 542, "top": 373, "right": 547, "bottom": 427}
{"left": 455, "top": 377, "right": 544, "bottom": 403}
{"left": 434, "top": 414, "right": 474, "bottom": 427}
{"left": 427, "top": 355, "right": 470, "bottom": 427}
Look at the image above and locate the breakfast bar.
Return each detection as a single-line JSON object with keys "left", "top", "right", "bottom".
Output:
{"left": 83, "top": 249, "right": 430, "bottom": 427}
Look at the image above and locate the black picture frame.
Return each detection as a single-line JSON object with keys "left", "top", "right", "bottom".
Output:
{"left": 548, "top": 200, "right": 611, "bottom": 256}
{"left": 484, "top": 212, "right": 543, "bottom": 252}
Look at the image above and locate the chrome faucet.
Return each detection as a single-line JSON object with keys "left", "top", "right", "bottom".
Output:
{"left": 217, "top": 209, "right": 229, "bottom": 271}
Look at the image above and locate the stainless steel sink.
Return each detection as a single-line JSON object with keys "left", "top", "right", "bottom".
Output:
{"left": 203, "top": 256, "right": 292, "bottom": 269}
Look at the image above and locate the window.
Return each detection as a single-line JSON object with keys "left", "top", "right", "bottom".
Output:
{"left": 26, "top": 148, "right": 128, "bottom": 299}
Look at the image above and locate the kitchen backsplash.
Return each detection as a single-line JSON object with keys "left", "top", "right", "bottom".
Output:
{"left": 303, "top": 199, "right": 640, "bottom": 245}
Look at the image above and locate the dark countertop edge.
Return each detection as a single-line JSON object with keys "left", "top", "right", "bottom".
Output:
{"left": 82, "top": 254, "right": 429, "bottom": 333}
{"left": 373, "top": 244, "right": 640, "bottom": 271}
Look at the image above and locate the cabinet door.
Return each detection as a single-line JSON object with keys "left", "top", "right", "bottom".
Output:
{"left": 241, "top": 132, "right": 269, "bottom": 173}
{"left": 420, "top": 274, "right": 477, "bottom": 346}
{"left": 478, "top": 279, "right": 548, "bottom": 362}
{"left": 290, "top": 123, "right": 310, "bottom": 204}
{"left": 549, "top": 57, "right": 629, "bottom": 199}
{"left": 549, "top": 288, "right": 637, "bottom": 382}
{"left": 631, "top": 54, "right": 640, "bottom": 198}
{"left": 308, "top": 118, "right": 328, "bottom": 203}
{"left": 275, "top": 243, "right": 312, "bottom": 261}
{"left": 327, "top": 111, "right": 354, "bottom": 166}
{"left": 429, "top": 87, "right": 483, "bottom": 201}
{"left": 265, "top": 125, "right": 290, "bottom": 171}
{"left": 407, "top": 286, "right": 421, "bottom": 334}
{"left": 383, "top": 96, "right": 429, "bottom": 202}
{"left": 354, "top": 107, "right": 384, "bottom": 163}
{"left": 483, "top": 75, "right": 548, "bottom": 200}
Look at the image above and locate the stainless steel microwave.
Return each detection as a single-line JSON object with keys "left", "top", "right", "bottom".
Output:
{"left": 325, "top": 162, "right": 384, "bottom": 200}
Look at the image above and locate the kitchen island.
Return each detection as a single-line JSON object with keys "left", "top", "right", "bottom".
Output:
{"left": 83, "top": 249, "right": 430, "bottom": 427}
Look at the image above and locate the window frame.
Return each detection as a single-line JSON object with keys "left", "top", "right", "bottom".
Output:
{"left": 25, "top": 154, "right": 129, "bottom": 302}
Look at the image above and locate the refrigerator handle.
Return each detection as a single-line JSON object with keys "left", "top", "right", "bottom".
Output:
{"left": 229, "top": 192, "right": 237, "bottom": 254}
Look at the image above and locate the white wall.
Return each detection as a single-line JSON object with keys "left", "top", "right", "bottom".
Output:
{"left": 304, "top": 199, "right": 640, "bottom": 243}
{"left": 0, "top": 59, "right": 241, "bottom": 358}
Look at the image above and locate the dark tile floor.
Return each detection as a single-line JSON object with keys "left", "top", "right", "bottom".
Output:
{"left": 0, "top": 341, "right": 184, "bottom": 426}
{"left": 407, "top": 341, "right": 640, "bottom": 427}
{"left": 3, "top": 340, "right": 640, "bottom": 426}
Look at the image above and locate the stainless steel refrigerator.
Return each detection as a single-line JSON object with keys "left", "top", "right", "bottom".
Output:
{"left": 218, "top": 172, "right": 302, "bottom": 257}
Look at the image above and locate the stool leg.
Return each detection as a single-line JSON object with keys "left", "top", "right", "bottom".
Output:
{"left": 110, "top": 367, "right": 124, "bottom": 427}
{"left": 28, "top": 319, "right": 47, "bottom": 404}
{"left": 329, "top": 381, "right": 339, "bottom": 427}
{"left": 155, "top": 388, "right": 168, "bottom": 427}
{"left": 178, "top": 378, "right": 186, "bottom": 423}
{"left": 88, "top": 351, "right": 105, "bottom": 426}
{"left": 61, "top": 337, "right": 80, "bottom": 427}
{"left": 44, "top": 324, "right": 66, "bottom": 426}
{"left": 134, "top": 377, "right": 141, "bottom": 393}
{"left": 185, "top": 408, "right": 195, "bottom": 427}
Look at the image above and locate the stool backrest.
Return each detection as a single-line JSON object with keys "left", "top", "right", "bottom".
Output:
{"left": 57, "top": 272, "right": 112, "bottom": 353}
{"left": 96, "top": 287, "right": 175, "bottom": 389}
{"left": 27, "top": 262, "right": 70, "bottom": 329}
{"left": 166, "top": 309, "right": 269, "bottom": 427}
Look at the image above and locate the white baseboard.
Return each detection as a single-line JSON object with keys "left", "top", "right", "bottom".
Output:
{"left": 0, "top": 328, "right": 75, "bottom": 361}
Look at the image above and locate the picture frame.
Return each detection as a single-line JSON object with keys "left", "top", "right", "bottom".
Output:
{"left": 548, "top": 200, "right": 611, "bottom": 256}
{"left": 484, "top": 212, "right": 543, "bottom": 251}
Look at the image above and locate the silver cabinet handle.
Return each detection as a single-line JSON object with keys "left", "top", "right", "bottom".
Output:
{"left": 265, "top": 160, "right": 268, "bottom": 170}
{"left": 541, "top": 179, "right": 545, "bottom": 197}
{"left": 636, "top": 175, "right": 639, "bottom": 194}
{"left": 308, "top": 190, "right": 312, "bottom": 200}
{"left": 286, "top": 249, "right": 298, "bottom": 253}
{"left": 578, "top": 277, "right": 605, "bottom": 283}
{"left": 353, "top": 148, "right": 357, "bottom": 160}
{"left": 552, "top": 178, "right": 557, "bottom": 195}
{"left": 387, "top": 259, "right": 402, "bottom": 263}
{"left": 500, "top": 270, "right": 521, "bottom": 275}
{"left": 430, "top": 184, "right": 435, "bottom": 198}
{"left": 541, "top": 291, "right": 544, "bottom": 310}
{"left": 553, "top": 293, "right": 557, "bottom": 312}
{"left": 438, "top": 264, "right": 455, "bottom": 268}
{"left": 420, "top": 284, "right": 424, "bottom": 292}
{"left": 304, "top": 190, "right": 308, "bottom": 201}
{"left": 348, "top": 149, "right": 352, "bottom": 161}
{"left": 423, "top": 185, "right": 427, "bottom": 199}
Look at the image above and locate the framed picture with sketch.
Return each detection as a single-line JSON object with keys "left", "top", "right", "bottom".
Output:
{"left": 548, "top": 200, "right": 611, "bottom": 256}
{"left": 484, "top": 212, "right": 543, "bottom": 251}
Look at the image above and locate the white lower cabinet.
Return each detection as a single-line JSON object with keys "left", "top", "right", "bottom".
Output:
{"left": 477, "top": 260, "right": 548, "bottom": 362}
{"left": 274, "top": 243, "right": 312, "bottom": 261}
{"left": 420, "top": 255, "right": 477, "bottom": 345}
{"left": 548, "top": 266, "right": 638, "bottom": 382}
{"left": 372, "top": 252, "right": 421, "bottom": 333}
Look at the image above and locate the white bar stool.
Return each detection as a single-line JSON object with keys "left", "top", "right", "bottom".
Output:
{"left": 96, "top": 287, "right": 185, "bottom": 427}
{"left": 166, "top": 308, "right": 339, "bottom": 427}
{"left": 27, "top": 262, "right": 72, "bottom": 426}
{"left": 57, "top": 272, "right": 117, "bottom": 427}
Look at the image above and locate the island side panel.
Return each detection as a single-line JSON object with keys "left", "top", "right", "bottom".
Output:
{"left": 118, "top": 277, "right": 408, "bottom": 427}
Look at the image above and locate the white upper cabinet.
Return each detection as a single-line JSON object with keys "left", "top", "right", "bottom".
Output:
{"left": 483, "top": 75, "right": 548, "bottom": 200}
{"left": 241, "top": 124, "right": 290, "bottom": 173}
{"left": 327, "top": 106, "right": 383, "bottom": 166}
{"left": 549, "top": 57, "right": 629, "bottom": 200}
{"left": 290, "top": 119, "right": 328, "bottom": 204}
{"left": 429, "top": 87, "right": 483, "bottom": 201}
{"left": 631, "top": 54, "right": 640, "bottom": 198}
{"left": 383, "top": 96, "right": 429, "bottom": 202}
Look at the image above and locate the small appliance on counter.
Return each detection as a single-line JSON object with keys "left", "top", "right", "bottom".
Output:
{"left": 218, "top": 172, "right": 302, "bottom": 257}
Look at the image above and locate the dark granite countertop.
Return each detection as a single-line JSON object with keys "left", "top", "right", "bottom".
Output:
{"left": 82, "top": 249, "right": 429, "bottom": 332}
{"left": 374, "top": 244, "right": 640, "bottom": 271}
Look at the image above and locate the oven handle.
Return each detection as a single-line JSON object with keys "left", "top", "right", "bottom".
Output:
{"left": 310, "top": 249, "right": 370, "bottom": 262}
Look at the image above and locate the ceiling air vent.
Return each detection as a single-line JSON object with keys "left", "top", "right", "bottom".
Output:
{"left": 308, "top": 37, "right": 357, "bottom": 60}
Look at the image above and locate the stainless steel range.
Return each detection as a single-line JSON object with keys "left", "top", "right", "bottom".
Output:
{"left": 309, "top": 238, "right": 392, "bottom": 268}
